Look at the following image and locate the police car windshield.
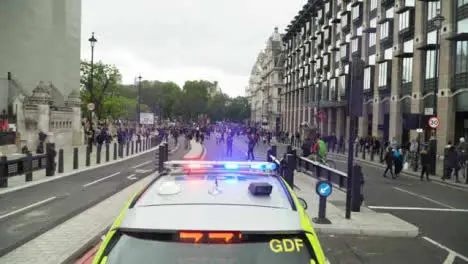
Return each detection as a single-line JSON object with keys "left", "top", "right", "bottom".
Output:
{"left": 105, "top": 232, "right": 317, "bottom": 264}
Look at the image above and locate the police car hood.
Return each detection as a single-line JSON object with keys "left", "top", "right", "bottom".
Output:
{"left": 119, "top": 205, "right": 303, "bottom": 232}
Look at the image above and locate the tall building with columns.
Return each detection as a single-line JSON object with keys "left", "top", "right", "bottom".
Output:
{"left": 282, "top": 0, "right": 467, "bottom": 155}
{"left": 248, "top": 27, "right": 286, "bottom": 132}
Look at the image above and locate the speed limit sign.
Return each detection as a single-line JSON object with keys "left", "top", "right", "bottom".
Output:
{"left": 428, "top": 117, "right": 439, "bottom": 129}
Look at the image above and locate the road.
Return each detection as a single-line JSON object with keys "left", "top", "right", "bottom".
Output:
{"left": 0, "top": 140, "right": 186, "bottom": 257}
{"left": 245, "top": 142, "right": 468, "bottom": 264}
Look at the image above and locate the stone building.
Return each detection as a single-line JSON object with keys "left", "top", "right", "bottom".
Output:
{"left": 281, "top": 0, "right": 467, "bottom": 155}
{"left": 0, "top": 0, "right": 83, "bottom": 154}
{"left": 247, "top": 27, "right": 285, "bottom": 132}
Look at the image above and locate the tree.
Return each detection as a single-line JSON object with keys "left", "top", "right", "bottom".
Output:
{"left": 206, "top": 93, "right": 229, "bottom": 121}
{"left": 80, "top": 60, "right": 122, "bottom": 120}
{"left": 180, "top": 80, "right": 210, "bottom": 121}
{"left": 225, "top": 96, "right": 251, "bottom": 121}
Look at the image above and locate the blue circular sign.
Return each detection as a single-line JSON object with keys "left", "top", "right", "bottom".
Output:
{"left": 315, "top": 181, "right": 332, "bottom": 197}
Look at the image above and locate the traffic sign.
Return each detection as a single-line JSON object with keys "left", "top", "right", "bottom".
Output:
{"left": 428, "top": 117, "right": 439, "bottom": 129}
{"left": 315, "top": 181, "right": 332, "bottom": 198}
{"left": 87, "top": 103, "right": 95, "bottom": 111}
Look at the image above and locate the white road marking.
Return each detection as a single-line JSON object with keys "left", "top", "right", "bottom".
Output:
{"left": 132, "top": 161, "right": 152, "bottom": 168}
{"left": 432, "top": 180, "right": 468, "bottom": 193}
{"left": 368, "top": 206, "right": 468, "bottom": 212}
{"left": 0, "top": 196, "right": 57, "bottom": 220}
{"left": 127, "top": 174, "right": 137, "bottom": 180}
{"left": 135, "top": 169, "right": 151, "bottom": 173}
{"left": 83, "top": 172, "right": 120, "bottom": 187}
{"left": 422, "top": 236, "right": 468, "bottom": 263}
{"left": 393, "top": 187, "right": 455, "bottom": 209}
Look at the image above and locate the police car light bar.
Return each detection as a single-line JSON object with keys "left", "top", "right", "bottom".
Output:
{"left": 164, "top": 160, "right": 277, "bottom": 171}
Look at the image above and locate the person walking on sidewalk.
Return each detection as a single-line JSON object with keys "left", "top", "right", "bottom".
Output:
{"left": 226, "top": 132, "right": 233, "bottom": 157}
{"left": 420, "top": 145, "right": 431, "bottom": 181}
{"left": 246, "top": 134, "right": 256, "bottom": 161}
{"left": 383, "top": 147, "right": 395, "bottom": 179}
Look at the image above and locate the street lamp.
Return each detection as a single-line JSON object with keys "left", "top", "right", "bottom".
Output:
{"left": 137, "top": 75, "right": 142, "bottom": 126}
{"left": 429, "top": 9, "right": 445, "bottom": 174}
{"left": 88, "top": 32, "right": 97, "bottom": 131}
{"left": 316, "top": 74, "right": 322, "bottom": 132}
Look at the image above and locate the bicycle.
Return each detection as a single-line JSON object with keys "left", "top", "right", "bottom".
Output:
{"left": 308, "top": 153, "right": 337, "bottom": 169}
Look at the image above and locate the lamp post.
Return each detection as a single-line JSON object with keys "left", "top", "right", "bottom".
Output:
{"left": 137, "top": 75, "right": 142, "bottom": 126}
{"left": 88, "top": 32, "right": 97, "bottom": 131}
{"left": 430, "top": 9, "right": 445, "bottom": 174}
{"left": 316, "top": 74, "right": 322, "bottom": 132}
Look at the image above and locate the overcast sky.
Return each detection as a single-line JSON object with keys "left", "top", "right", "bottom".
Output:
{"left": 80, "top": 0, "right": 305, "bottom": 97}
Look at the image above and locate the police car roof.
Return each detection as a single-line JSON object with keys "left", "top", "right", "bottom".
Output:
{"left": 120, "top": 173, "right": 303, "bottom": 232}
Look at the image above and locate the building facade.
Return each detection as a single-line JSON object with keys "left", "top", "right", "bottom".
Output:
{"left": 248, "top": 28, "right": 285, "bottom": 132}
{"left": 282, "top": 0, "right": 468, "bottom": 155}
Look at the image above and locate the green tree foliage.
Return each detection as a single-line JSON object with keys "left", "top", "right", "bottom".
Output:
{"left": 80, "top": 61, "right": 122, "bottom": 119}
{"left": 79, "top": 60, "right": 251, "bottom": 122}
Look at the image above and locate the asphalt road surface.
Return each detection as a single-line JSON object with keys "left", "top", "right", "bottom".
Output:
{"left": 248, "top": 142, "right": 468, "bottom": 264}
{"left": 0, "top": 141, "right": 186, "bottom": 257}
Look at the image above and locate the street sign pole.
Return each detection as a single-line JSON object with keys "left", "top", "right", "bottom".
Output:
{"left": 312, "top": 181, "right": 332, "bottom": 224}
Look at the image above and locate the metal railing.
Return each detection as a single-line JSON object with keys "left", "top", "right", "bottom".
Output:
{"left": 267, "top": 144, "right": 364, "bottom": 220}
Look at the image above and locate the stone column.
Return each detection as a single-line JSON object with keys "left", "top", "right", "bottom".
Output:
{"left": 436, "top": 1, "right": 456, "bottom": 155}
{"left": 66, "top": 90, "right": 83, "bottom": 146}
{"left": 336, "top": 107, "right": 345, "bottom": 137}
{"left": 389, "top": 58, "right": 403, "bottom": 143}
{"left": 410, "top": 0, "right": 426, "bottom": 140}
{"left": 358, "top": 102, "right": 368, "bottom": 138}
{"left": 327, "top": 108, "right": 333, "bottom": 136}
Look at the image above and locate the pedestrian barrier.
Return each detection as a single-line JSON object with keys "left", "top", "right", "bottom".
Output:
{"left": 0, "top": 136, "right": 163, "bottom": 188}
{"left": 267, "top": 144, "right": 364, "bottom": 220}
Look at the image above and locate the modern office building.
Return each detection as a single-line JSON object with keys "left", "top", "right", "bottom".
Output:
{"left": 282, "top": 0, "right": 467, "bottom": 155}
{"left": 247, "top": 27, "right": 285, "bottom": 132}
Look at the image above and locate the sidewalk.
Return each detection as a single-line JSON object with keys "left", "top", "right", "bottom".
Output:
{"left": 276, "top": 142, "right": 467, "bottom": 188}
{"left": 184, "top": 140, "right": 206, "bottom": 160}
{"left": 0, "top": 137, "right": 163, "bottom": 195}
{"left": 294, "top": 171, "right": 419, "bottom": 237}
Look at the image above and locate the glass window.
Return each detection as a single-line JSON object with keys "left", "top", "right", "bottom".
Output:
{"left": 459, "top": 0, "right": 468, "bottom": 7}
{"left": 427, "top": 30, "right": 437, "bottom": 44}
{"left": 370, "top": 0, "right": 378, "bottom": 11}
{"left": 369, "top": 33, "right": 376, "bottom": 47}
{"left": 352, "top": 38, "right": 360, "bottom": 52}
{"left": 384, "top": 48, "right": 392, "bottom": 60}
{"left": 364, "top": 67, "right": 372, "bottom": 90}
{"left": 403, "top": 39, "right": 413, "bottom": 53}
{"left": 105, "top": 233, "right": 318, "bottom": 264}
{"left": 399, "top": 10, "right": 410, "bottom": 31}
{"left": 339, "top": 75, "right": 347, "bottom": 96}
{"left": 458, "top": 18, "right": 468, "bottom": 34}
{"left": 425, "top": 50, "right": 437, "bottom": 79}
{"left": 352, "top": 5, "right": 360, "bottom": 19}
{"left": 378, "top": 62, "right": 388, "bottom": 87}
{"left": 402, "top": 57, "right": 413, "bottom": 84}
{"left": 325, "top": 2, "right": 330, "bottom": 14}
{"left": 357, "top": 26, "right": 363, "bottom": 36}
{"left": 370, "top": 18, "right": 377, "bottom": 28}
{"left": 386, "top": 7, "right": 394, "bottom": 19}
{"left": 335, "top": 51, "right": 340, "bottom": 63}
{"left": 380, "top": 22, "right": 390, "bottom": 39}
{"left": 369, "top": 54, "right": 376, "bottom": 65}
{"left": 346, "top": 34, "right": 351, "bottom": 42}
{"left": 342, "top": 13, "right": 349, "bottom": 27}
{"left": 329, "top": 79, "right": 337, "bottom": 101}
{"left": 456, "top": 41, "right": 468, "bottom": 74}
{"left": 427, "top": 1, "right": 440, "bottom": 21}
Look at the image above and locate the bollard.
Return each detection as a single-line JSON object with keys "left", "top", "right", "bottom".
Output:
{"left": 126, "top": 142, "right": 130, "bottom": 156}
{"left": 355, "top": 144, "right": 359, "bottom": 157}
{"left": 113, "top": 143, "right": 117, "bottom": 160}
{"left": 287, "top": 145, "right": 292, "bottom": 153}
{"left": 158, "top": 145, "right": 165, "bottom": 173}
{"left": 58, "top": 149, "right": 64, "bottom": 173}
{"left": 142, "top": 139, "right": 146, "bottom": 151}
{"left": 119, "top": 143, "right": 124, "bottom": 158}
{"left": 73, "top": 147, "right": 79, "bottom": 170}
{"left": 45, "top": 143, "right": 56, "bottom": 176}
{"left": 271, "top": 145, "right": 277, "bottom": 157}
{"left": 25, "top": 152, "right": 33, "bottom": 182}
{"left": 380, "top": 146, "right": 384, "bottom": 163}
{"left": 267, "top": 149, "right": 272, "bottom": 162}
{"left": 105, "top": 143, "right": 110, "bottom": 162}
{"left": 131, "top": 141, "right": 134, "bottom": 155}
{"left": 351, "top": 164, "right": 364, "bottom": 212}
{"left": 362, "top": 147, "right": 366, "bottom": 160}
{"left": 0, "top": 156, "right": 8, "bottom": 187}
{"left": 164, "top": 142, "right": 169, "bottom": 161}
{"left": 96, "top": 144, "right": 102, "bottom": 164}
{"left": 284, "top": 154, "right": 295, "bottom": 187}
{"left": 86, "top": 145, "right": 91, "bottom": 167}
{"left": 312, "top": 181, "right": 332, "bottom": 224}
{"left": 370, "top": 148, "right": 375, "bottom": 161}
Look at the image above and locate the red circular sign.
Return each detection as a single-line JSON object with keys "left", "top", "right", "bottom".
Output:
{"left": 317, "top": 110, "right": 327, "bottom": 121}
{"left": 428, "top": 117, "right": 439, "bottom": 129}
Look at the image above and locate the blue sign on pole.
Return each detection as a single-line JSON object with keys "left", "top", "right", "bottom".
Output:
{"left": 315, "top": 181, "right": 332, "bottom": 198}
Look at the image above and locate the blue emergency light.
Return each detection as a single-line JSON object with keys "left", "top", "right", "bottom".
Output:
{"left": 165, "top": 161, "right": 277, "bottom": 171}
